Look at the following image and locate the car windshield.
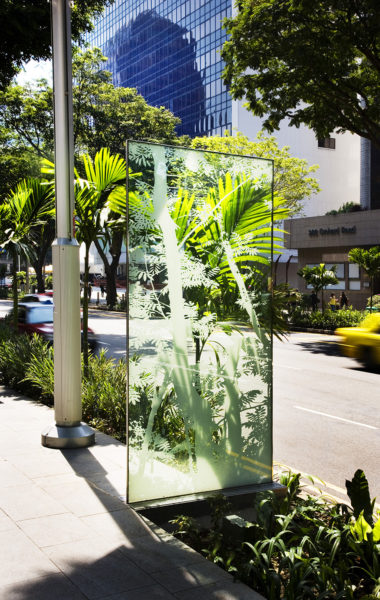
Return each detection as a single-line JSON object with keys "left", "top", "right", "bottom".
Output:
{"left": 26, "top": 307, "right": 54, "bottom": 324}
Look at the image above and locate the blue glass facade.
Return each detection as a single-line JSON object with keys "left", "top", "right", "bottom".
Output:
{"left": 84, "top": 0, "right": 232, "bottom": 137}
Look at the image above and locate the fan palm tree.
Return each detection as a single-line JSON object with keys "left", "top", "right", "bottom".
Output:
{"left": 74, "top": 148, "right": 126, "bottom": 372}
{"left": 0, "top": 178, "right": 54, "bottom": 326}
{"left": 298, "top": 263, "right": 339, "bottom": 313}
{"left": 174, "top": 172, "right": 289, "bottom": 333}
{"left": 348, "top": 247, "right": 380, "bottom": 311}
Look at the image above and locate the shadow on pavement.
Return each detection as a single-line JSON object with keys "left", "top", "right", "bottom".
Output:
{"left": 4, "top": 439, "right": 240, "bottom": 600}
{"left": 296, "top": 340, "right": 342, "bottom": 357}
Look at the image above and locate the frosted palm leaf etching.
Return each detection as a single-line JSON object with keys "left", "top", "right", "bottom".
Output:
{"left": 127, "top": 142, "right": 281, "bottom": 503}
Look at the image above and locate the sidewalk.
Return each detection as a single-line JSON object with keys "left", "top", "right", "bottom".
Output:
{"left": 0, "top": 387, "right": 264, "bottom": 600}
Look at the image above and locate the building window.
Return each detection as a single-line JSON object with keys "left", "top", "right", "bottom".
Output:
{"left": 348, "top": 263, "right": 359, "bottom": 279}
{"left": 348, "top": 262, "right": 360, "bottom": 290}
{"left": 318, "top": 137, "right": 336, "bottom": 149}
{"left": 304, "top": 263, "right": 345, "bottom": 290}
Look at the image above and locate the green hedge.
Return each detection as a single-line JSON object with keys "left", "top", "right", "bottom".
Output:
{"left": 291, "top": 307, "right": 364, "bottom": 330}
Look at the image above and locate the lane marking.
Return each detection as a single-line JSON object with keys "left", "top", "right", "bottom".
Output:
{"left": 274, "top": 462, "right": 380, "bottom": 510}
{"left": 294, "top": 405, "right": 377, "bottom": 430}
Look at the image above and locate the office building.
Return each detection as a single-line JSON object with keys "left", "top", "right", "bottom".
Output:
{"left": 85, "top": 0, "right": 232, "bottom": 138}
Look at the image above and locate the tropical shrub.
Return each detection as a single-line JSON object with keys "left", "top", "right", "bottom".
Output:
{"left": 81, "top": 350, "right": 127, "bottom": 441}
{"left": 0, "top": 324, "right": 151, "bottom": 443}
{"left": 170, "top": 469, "right": 380, "bottom": 599}
{"left": 0, "top": 326, "right": 49, "bottom": 394}
{"left": 291, "top": 307, "right": 364, "bottom": 330}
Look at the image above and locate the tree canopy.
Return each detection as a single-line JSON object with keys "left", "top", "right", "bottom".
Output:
{"left": 222, "top": 0, "right": 380, "bottom": 146}
{"left": 0, "top": 0, "right": 113, "bottom": 90}
{"left": 191, "top": 131, "right": 320, "bottom": 216}
{"left": 0, "top": 48, "right": 181, "bottom": 200}
{"left": 348, "top": 246, "right": 380, "bottom": 309}
{"left": 72, "top": 48, "right": 181, "bottom": 156}
{"left": 298, "top": 263, "right": 339, "bottom": 312}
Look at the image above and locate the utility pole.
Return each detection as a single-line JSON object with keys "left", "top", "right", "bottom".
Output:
{"left": 41, "top": 0, "right": 94, "bottom": 448}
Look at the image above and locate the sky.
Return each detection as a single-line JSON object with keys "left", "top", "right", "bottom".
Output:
{"left": 16, "top": 59, "right": 53, "bottom": 86}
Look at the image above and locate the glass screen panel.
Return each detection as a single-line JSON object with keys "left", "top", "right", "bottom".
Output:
{"left": 127, "top": 141, "right": 274, "bottom": 504}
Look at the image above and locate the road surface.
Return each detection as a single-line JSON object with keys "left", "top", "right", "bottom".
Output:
{"left": 273, "top": 332, "right": 380, "bottom": 501}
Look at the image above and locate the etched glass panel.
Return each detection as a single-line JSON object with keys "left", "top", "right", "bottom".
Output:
{"left": 127, "top": 142, "right": 274, "bottom": 503}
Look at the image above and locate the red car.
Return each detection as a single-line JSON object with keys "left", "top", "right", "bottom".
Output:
{"left": 22, "top": 293, "right": 54, "bottom": 304}
{"left": 9, "top": 303, "right": 97, "bottom": 352}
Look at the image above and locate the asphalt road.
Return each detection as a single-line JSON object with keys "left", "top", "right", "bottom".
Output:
{"left": 1, "top": 298, "right": 378, "bottom": 501}
{"left": 273, "top": 332, "right": 380, "bottom": 501}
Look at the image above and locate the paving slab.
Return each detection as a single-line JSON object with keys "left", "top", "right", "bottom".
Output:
{"left": 0, "top": 386, "right": 265, "bottom": 600}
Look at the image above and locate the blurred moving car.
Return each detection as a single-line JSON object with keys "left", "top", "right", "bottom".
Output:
{"left": 22, "top": 293, "right": 54, "bottom": 304}
{"left": 7, "top": 303, "right": 97, "bottom": 352}
{"left": 336, "top": 314, "right": 380, "bottom": 368}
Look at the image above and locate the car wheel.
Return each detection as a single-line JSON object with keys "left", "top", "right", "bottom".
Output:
{"left": 89, "top": 341, "right": 98, "bottom": 354}
{"left": 360, "top": 346, "right": 377, "bottom": 370}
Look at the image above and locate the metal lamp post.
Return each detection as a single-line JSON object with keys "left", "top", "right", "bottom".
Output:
{"left": 41, "top": 0, "right": 94, "bottom": 448}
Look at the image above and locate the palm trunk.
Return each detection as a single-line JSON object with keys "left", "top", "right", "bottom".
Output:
{"left": 82, "top": 244, "right": 90, "bottom": 376}
{"left": 33, "top": 259, "right": 46, "bottom": 293}
{"left": 321, "top": 288, "right": 324, "bottom": 313}
{"left": 12, "top": 248, "right": 18, "bottom": 329}
{"left": 25, "top": 259, "right": 30, "bottom": 294}
{"left": 370, "top": 276, "right": 373, "bottom": 311}
{"left": 32, "top": 224, "right": 55, "bottom": 292}
{"left": 94, "top": 234, "right": 122, "bottom": 308}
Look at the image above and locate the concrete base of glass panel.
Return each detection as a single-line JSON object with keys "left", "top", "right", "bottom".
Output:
{"left": 132, "top": 481, "right": 287, "bottom": 531}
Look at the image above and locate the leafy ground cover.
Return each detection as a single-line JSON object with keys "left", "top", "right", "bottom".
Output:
{"left": 170, "top": 470, "right": 380, "bottom": 599}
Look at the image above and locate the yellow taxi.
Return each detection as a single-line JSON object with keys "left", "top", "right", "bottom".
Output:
{"left": 336, "top": 313, "right": 380, "bottom": 368}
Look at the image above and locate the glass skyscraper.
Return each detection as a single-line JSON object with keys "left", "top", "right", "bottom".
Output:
{"left": 84, "top": 0, "right": 232, "bottom": 137}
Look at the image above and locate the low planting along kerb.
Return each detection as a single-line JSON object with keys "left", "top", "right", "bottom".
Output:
{"left": 0, "top": 322, "right": 128, "bottom": 442}
{"left": 170, "top": 469, "right": 380, "bottom": 599}
{"left": 291, "top": 307, "right": 364, "bottom": 331}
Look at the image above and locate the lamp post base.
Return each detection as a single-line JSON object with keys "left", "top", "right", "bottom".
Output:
{"left": 41, "top": 423, "right": 95, "bottom": 449}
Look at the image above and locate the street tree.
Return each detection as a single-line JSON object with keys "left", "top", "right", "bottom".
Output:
{"left": 0, "top": 80, "right": 54, "bottom": 161}
{"left": 72, "top": 48, "right": 181, "bottom": 156}
{"left": 0, "top": 0, "right": 113, "bottom": 90}
{"left": 0, "top": 130, "right": 41, "bottom": 201}
{"left": 222, "top": 0, "right": 380, "bottom": 145}
{"left": 74, "top": 148, "right": 126, "bottom": 372}
{"left": 348, "top": 247, "right": 380, "bottom": 310}
{"left": 191, "top": 131, "right": 320, "bottom": 216}
{"left": 0, "top": 178, "right": 55, "bottom": 325}
{"left": 298, "top": 263, "right": 339, "bottom": 313}
{"left": 0, "top": 48, "right": 181, "bottom": 161}
{"left": 0, "top": 48, "right": 181, "bottom": 297}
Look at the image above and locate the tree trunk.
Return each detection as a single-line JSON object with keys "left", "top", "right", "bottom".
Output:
{"left": 94, "top": 229, "right": 123, "bottom": 308}
{"left": 31, "top": 223, "right": 55, "bottom": 293}
{"left": 82, "top": 244, "right": 90, "bottom": 376}
{"left": 370, "top": 276, "right": 373, "bottom": 311}
{"left": 33, "top": 259, "right": 46, "bottom": 293}
{"left": 25, "top": 259, "right": 30, "bottom": 294}
{"left": 12, "top": 248, "right": 18, "bottom": 328}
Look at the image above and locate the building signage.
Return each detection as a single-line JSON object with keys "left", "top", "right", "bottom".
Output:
{"left": 308, "top": 226, "right": 356, "bottom": 237}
